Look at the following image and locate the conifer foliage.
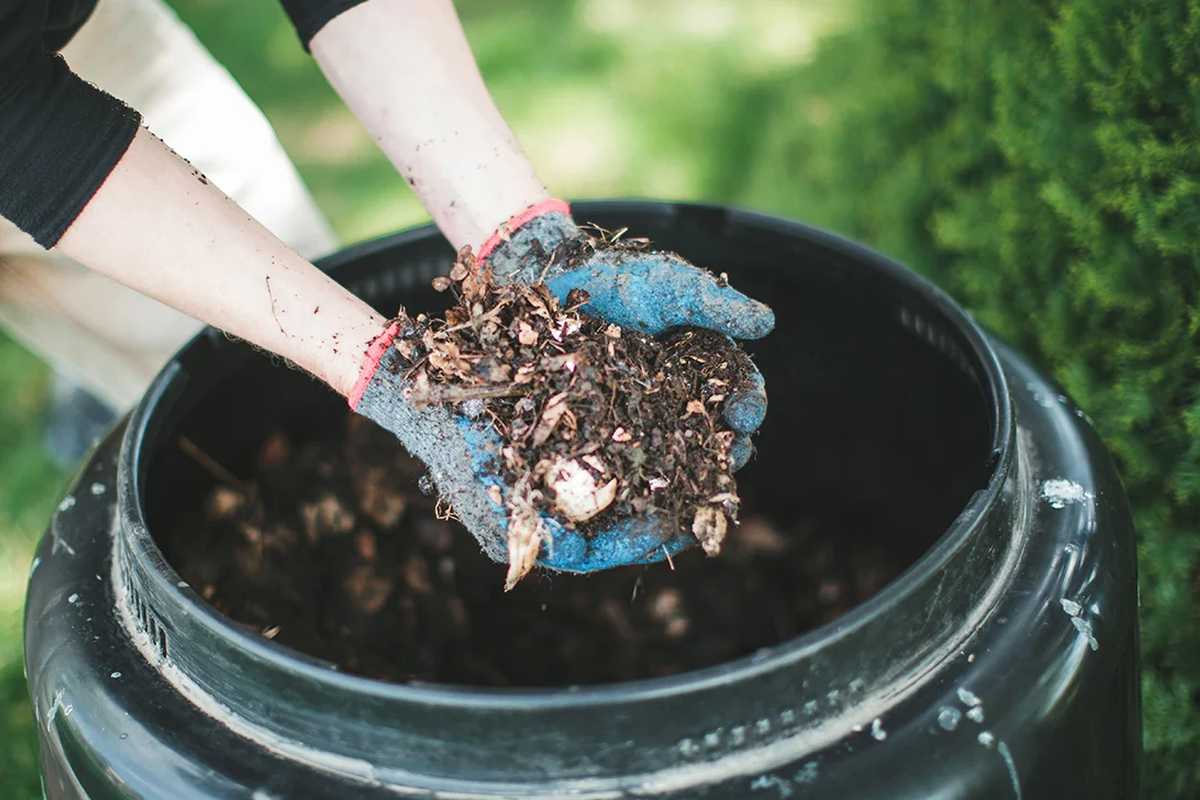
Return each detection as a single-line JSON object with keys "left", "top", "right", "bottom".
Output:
{"left": 735, "top": 1, "right": 1199, "bottom": 793}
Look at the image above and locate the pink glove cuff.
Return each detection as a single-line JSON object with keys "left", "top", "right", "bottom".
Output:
{"left": 347, "top": 320, "right": 402, "bottom": 410}
{"left": 476, "top": 198, "right": 572, "bottom": 262}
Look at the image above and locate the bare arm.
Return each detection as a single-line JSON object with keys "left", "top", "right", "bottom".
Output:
{"left": 52, "top": 0, "right": 546, "bottom": 401}
{"left": 310, "top": 0, "right": 550, "bottom": 249}
{"left": 55, "top": 127, "right": 384, "bottom": 397}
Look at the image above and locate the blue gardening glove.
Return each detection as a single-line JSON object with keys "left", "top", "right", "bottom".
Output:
{"left": 351, "top": 200, "right": 773, "bottom": 581}
{"left": 350, "top": 322, "right": 700, "bottom": 586}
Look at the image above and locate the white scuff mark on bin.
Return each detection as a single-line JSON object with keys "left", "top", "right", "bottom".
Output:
{"left": 50, "top": 517, "right": 76, "bottom": 556}
{"left": 997, "top": 741, "right": 1023, "bottom": 800}
{"left": 1071, "top": 616, "right": 1100, "bottom": 652}
{"left": 793, "top": 762, "right": 819, "bottom": 784}
{"left": 1061, "top": 597, "right": 1099, "bottom": 651}
{"left": 45, "top": 689, "right": 66, "bottom": 729}
{"left": 751, "top": 774, "right": 794, "bottom": 797}
{"left": 977, "top": 732, "right": 1023, "bottom": 799}
{"left": 30, "top": 556, "right": 40, "bottom": 576}
{"left": 1040, "top": 479, "right": 1091, "bottom": 509}
{"left": 1024, "top": 381, "right": 1057, "bottom": 409}
{"left": 937, "top": 707, "right": 961, "bottom": 731}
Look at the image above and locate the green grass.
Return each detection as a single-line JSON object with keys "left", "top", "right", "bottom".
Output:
{"left": 0, "top": 335, "right": 64, "bottom": 796}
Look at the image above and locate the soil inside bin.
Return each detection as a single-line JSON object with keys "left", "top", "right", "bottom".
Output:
{"left": 164, "top": 412, "right": 911, "bottom": 687}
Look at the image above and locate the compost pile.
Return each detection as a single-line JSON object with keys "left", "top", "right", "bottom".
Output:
{"left": 390, "top": 242, "right": 750, "bottom": 587}
{"left": 166, "top": 416, "right": 905, "bottom": 685}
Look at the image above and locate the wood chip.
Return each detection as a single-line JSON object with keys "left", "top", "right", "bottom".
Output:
{"left": 517, "top": 320, "right": 539, "bottom": 346}
{"left": 544, "top": 457, "right": 619, "bottom": 523}
{"left": 504, "top": 478, "right": 545, "bottom": 591}
{"left": 691, "top": 506, "right": 728, "bottom": 556}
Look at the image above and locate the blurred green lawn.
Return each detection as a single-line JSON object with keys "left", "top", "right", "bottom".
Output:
{"left": 0, "top": 1, "right": 844, "bottom": 793}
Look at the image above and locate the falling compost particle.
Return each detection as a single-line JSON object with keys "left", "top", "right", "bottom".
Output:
{"left": 870, "top": 718, "right": 887, "bottom": 741}
{"left": 1060, "top": 598, "right": 1083, "bottom": 617}
{"left": 110, "top": 672, "right": 122, "bottom": 679}
{"left": 67, "top": 593, "right": 79, "bottom": 604}
{"left": 978, "top": 731, "right": 995, "bottom": 748}
{"left": 58, "top": 496, "right": 76, "bottom": 512}
{"left": 967, "top": 706, "right": 985, "bottom": 723}
{"left": 90, "top": 482, "right": 106, "bottom": 496}
{"left": 957, "top": 687, "right": 982, "bottom": 707}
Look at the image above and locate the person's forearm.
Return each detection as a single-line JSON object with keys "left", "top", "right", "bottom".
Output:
{"left": 310, "top": 0, "right": 550, "bottom": 249}
{"left": 55, "top": 126, "right": 385, "bottom": 396}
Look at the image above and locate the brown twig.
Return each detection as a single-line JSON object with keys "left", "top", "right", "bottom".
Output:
{"left": 441, "top": 299, "right": 510, "bottom": 334}
{"left": 409, "top": 383, "right": 528, "bottom": 406}
{"left": 178, "top": 437, "right": 253, "bottom": 495}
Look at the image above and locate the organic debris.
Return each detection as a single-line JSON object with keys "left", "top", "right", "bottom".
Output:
{"left": 389, "top": 244, "right": 751, "bottom": 586}
{"left": 165, "top": 416, "right": 909, "bottom": 686}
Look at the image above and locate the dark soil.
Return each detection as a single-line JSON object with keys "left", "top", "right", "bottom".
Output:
{"left": 391, "top": 245, "right": 748, "bottom": 584}
{"left": 165, "top": 415, "right": 907, "bottom": 686}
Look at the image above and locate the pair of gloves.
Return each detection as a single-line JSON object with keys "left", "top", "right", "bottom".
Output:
{"left": 350, "top": 200, "right": 773, "bottom": 573}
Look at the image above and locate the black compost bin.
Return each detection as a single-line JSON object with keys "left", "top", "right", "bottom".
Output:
{"left": 24, "top": 202, "right": 1139, "bottom": 798}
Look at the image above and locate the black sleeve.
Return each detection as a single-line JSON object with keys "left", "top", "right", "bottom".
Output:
{"left": 0, "top": 1, "right": 141, "bottom": 248}
{"left": 279, "top": 0, "right": 370, "bottom": 50}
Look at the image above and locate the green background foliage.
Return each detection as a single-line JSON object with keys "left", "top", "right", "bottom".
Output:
{"left": 728, "top": 1, "right": 1199, "bottom": 795}
{"left": 1, "top": 0, "right": 1195, "bottom": 795}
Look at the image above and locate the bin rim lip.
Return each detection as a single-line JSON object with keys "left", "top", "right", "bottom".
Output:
{"left": 118, "top": 199, "right": 1015, "bottom": 711}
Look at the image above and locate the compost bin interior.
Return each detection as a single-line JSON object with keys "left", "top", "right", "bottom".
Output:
{"left": 143, "top": 216, "right": 995, "bottom": 688}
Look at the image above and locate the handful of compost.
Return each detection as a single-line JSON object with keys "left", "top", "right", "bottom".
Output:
{"left": 351, "top": 203, "right": 772, "bottom": 588}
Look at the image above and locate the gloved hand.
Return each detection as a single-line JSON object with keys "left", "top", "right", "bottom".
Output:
{"left": 350, "top": 200, "right": 773, "bottom": 580}
{"left": 479, "top": 199, "right": 772, "bottom": 469}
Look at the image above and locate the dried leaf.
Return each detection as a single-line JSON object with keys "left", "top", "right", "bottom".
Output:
{"left": 531, "top": 393, "right": 569, "bottom": 446}
{"left": 517, "top": 320, "right": 539, "bottom": 346}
